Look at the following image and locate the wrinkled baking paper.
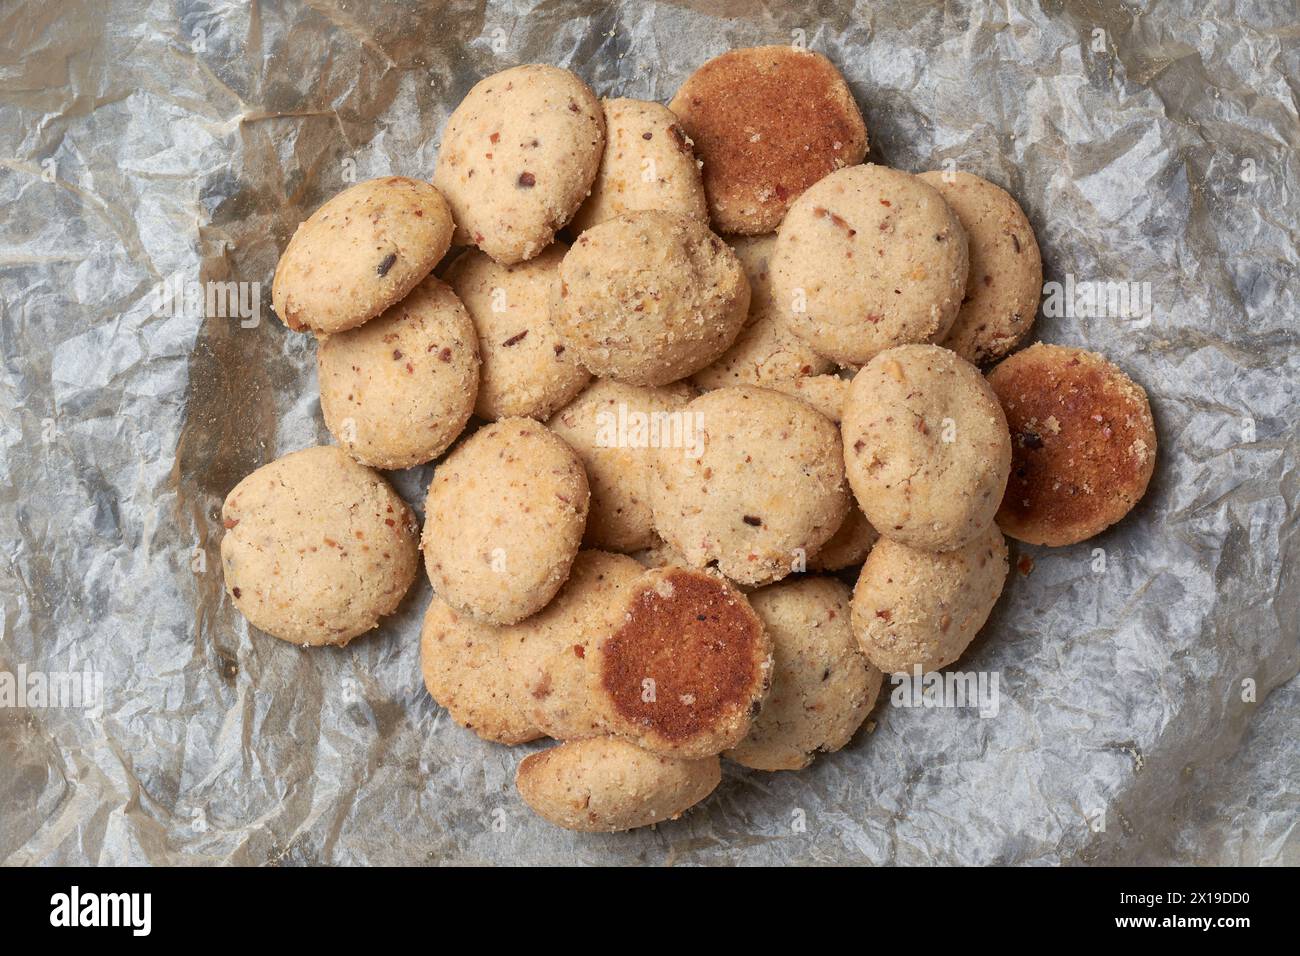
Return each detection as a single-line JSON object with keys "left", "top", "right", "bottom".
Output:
{"left": 1, "top": 0, "right": 1296, "bottom": 865}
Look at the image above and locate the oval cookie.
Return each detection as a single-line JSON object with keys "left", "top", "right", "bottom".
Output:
{"left": 917, "top": 170, "right": 1042, "bottom": 365}
{"left": 669, "top": 46, "right": 868, "bottom": 235}
{"left": 851, "top": 522, "right": 1008, "bottom": 673}
{"left": 594, "top": 566, "right": 772, "bottom": 758}
{"left": 433, "top": 65, "right": 604, "bottom": 264}
{"left": 551, "top": 210, "right": 750, "bottom": 386}
{"left": 570, "top": 98, "right": 707, "bottom": 232}
{"left": 548, "top": 378, "right": 695, "bottom": 552}
{"left": 988, "top": 344, "right": 1156, "bottom": 546}
{"left": 772, "top": 164, "right": 968, "bottom": 366}
{"left": 420, "top": 551, "right": 644, "bottom": 744}
{"left": 221, "top": 446, "right": 420, "bottom": 646}
{"left": 650, "top": 386, "right": 849, "bottom": 587}
{"left": 422, "top": 418, "right": 589, "bottom": 624}
{"left": 842, "top": 344, "right": 1010, "bottom": 552}
{"left": 272, "top": 177, "right": 453, "bottom": 334}
{"left": 443, "top": 244, "right": 590, "bottom": 421}
{"left": 318, "top": 275, "right": 479, "bottom": 469}
{"left": 516, "top": 737, "right": 720, "bottom": 832}
{"left": 726, "top": 576, "right": 882, "bottom": 771}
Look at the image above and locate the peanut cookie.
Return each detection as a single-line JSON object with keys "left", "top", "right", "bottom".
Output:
{"left": 669, "top": 46, "right": 868, "bottom": 235}
{"left": 988, "top": 344, "right": 1157, "bottom": 546}
{"left": 917, "top": 171, "right": 1042, "bottom": 365}
{"left": 547, "top": 379, "right": 695, "bottom": 552}
{"left": 650, "top": 386, "right": 849, "bottom": 586}
{"left": 272, "top": 177, "right": 453, "bottom": 334}
{"left": 443, "top": 244, "right": 590, "bottom": 421}
{"left": 422, "top": 418, "right": 589, "bottom": 624}
{"left": 726, "top": 577, "right": 882, "bottom": 771}
{"left": 221, "top": 446, "right": 420, "bottom": 646}
{"left": 318, "top": 276, "right": 479, "bottom": 469}
{"left": 516, "top": 737, "right": 720, "bottom": 832}
{"left": 433, "top": 64, "right": 604, "bottom": 264}
{"left": 842, "top": 344, "right": 1010, "bottom": 552}
{"left": 808, "top": 504, "right": 878, "bottom": 571}
{"left": 593, "top": 566, "right": 772, "bottom": 758}
{"left": 551, "top": 210, "right": 750, "bottom": 385}
{"left": 570, "top": 98, "right": 708, "bottom": 232}
{"left": 851, "top": 522, "right": 1008, "bottom": 673}
{"left": 772, "top": 164, "right": 968, "bottom": 366}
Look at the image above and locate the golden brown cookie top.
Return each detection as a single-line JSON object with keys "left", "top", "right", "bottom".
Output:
{"left": 989, "top": 343, "right": 1156, "bottom": 546}
{"left": 670, "top": 46, "right": 868, "bottom": 235}
{"left": 598, "top": 567, "right": 771, "bottom": 757}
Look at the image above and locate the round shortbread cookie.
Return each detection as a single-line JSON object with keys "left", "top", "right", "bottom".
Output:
{"left": 988, "top": 344, "right": 1157, "bottom": 546}
{"left": 842, "top": 344, "right": 1010, "bottom": 552}
{"left": 551, "top": 210, "right": 750, "bottom": 386}
{"left": 318, "top": 275, "right": 479, "bottom": 470}
{"left": 570, "top": 98, "right": 708, "bottom": 232}
{"left": 593, "top": 566, "right": 772, "bottom": 759}
{"left": 272, "top": 177, "right": 453, "bottom": 334}
{"left": 433, "top": 64, "right": 605, "bottom": 264}
{"left": 650, "top": 386, "right": 850, "bottom": 587}
{"left": 851, "top": 522, "right": 1008, "bottom": 673}
{"left": 443, "top": 244, "right": 590, "bottom": 421}
{"left": 772, "top": 164, "right": 968, "bottom": 366}
{"left": 221, "top": 446, "right": 420, "bottom": 646}
{"left": 917, "top": 170, "right": 1042, "bottom": 365}
{"left": 548, "top": 378, "right": 695, "bottom": 552}
{"left": 725, "top": 576, "right": 882, "bottom": 771}
{"left": 516, "top": 737, "right": 720, "bottom": 832}
{"left": 422, "top": 418, "right": 589, "bottom": 624}
{"left": 669, "top": 46, "right": 869, "bottom": 235}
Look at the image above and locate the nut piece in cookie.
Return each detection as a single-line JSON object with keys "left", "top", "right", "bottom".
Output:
{"left": 318, "top": 276, "right": 480, "bottom": 469}
{"left": 650, "top": 386, "right": 850, "bottom": 586}
{"left": 516, "top": 737, "right": 721, "bottom": 832}
{"left": 433, "top": 64, "right": 605, "bottom": 265}
{"left": 221, "top": 446, "right": 420, "bottom": 646}
{"left": 726, "top": 577, "right": 882, "bottom": 772}
{"left": 842, "top": 344, "right": 1011, "bottom": 552}
{"left": 772, "top": 164, "right": 968, "bottom": 366}
{"left": 443, "top": 244, "right": 590, "bottom": 421}
{"left": 422, "top": 418, "right": 589, "bottom": 624}
{"left": 917, "top": 171, "right": 1042, "bottom": 366}
{"left": 669, "top": 46, "right": 869, "bottom": 235}
{"left": 851, "top": 522, "right": 1008, "bottom": 674}
{"left": 571, "top": 98, "right": 708, "bottom": 232}
{"left": 272, "top": 177, "right": 453, "bottom": 334}
{"left": 988, "top": 344, "right": 1156, "bottom": 546}
{"left": 551, "top": 210, "right": 750, "bottom": 386}
{"left": 594, "top": 566, "right": 772, "bottom": 758}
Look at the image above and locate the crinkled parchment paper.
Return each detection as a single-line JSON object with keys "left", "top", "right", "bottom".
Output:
{"left": 1, "top": 0, "right": 1297, "bottom": 865}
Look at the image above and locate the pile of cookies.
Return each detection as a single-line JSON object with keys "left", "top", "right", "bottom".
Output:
{"left": 221, "top": 47, "right": 1157, "bottom": 832}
